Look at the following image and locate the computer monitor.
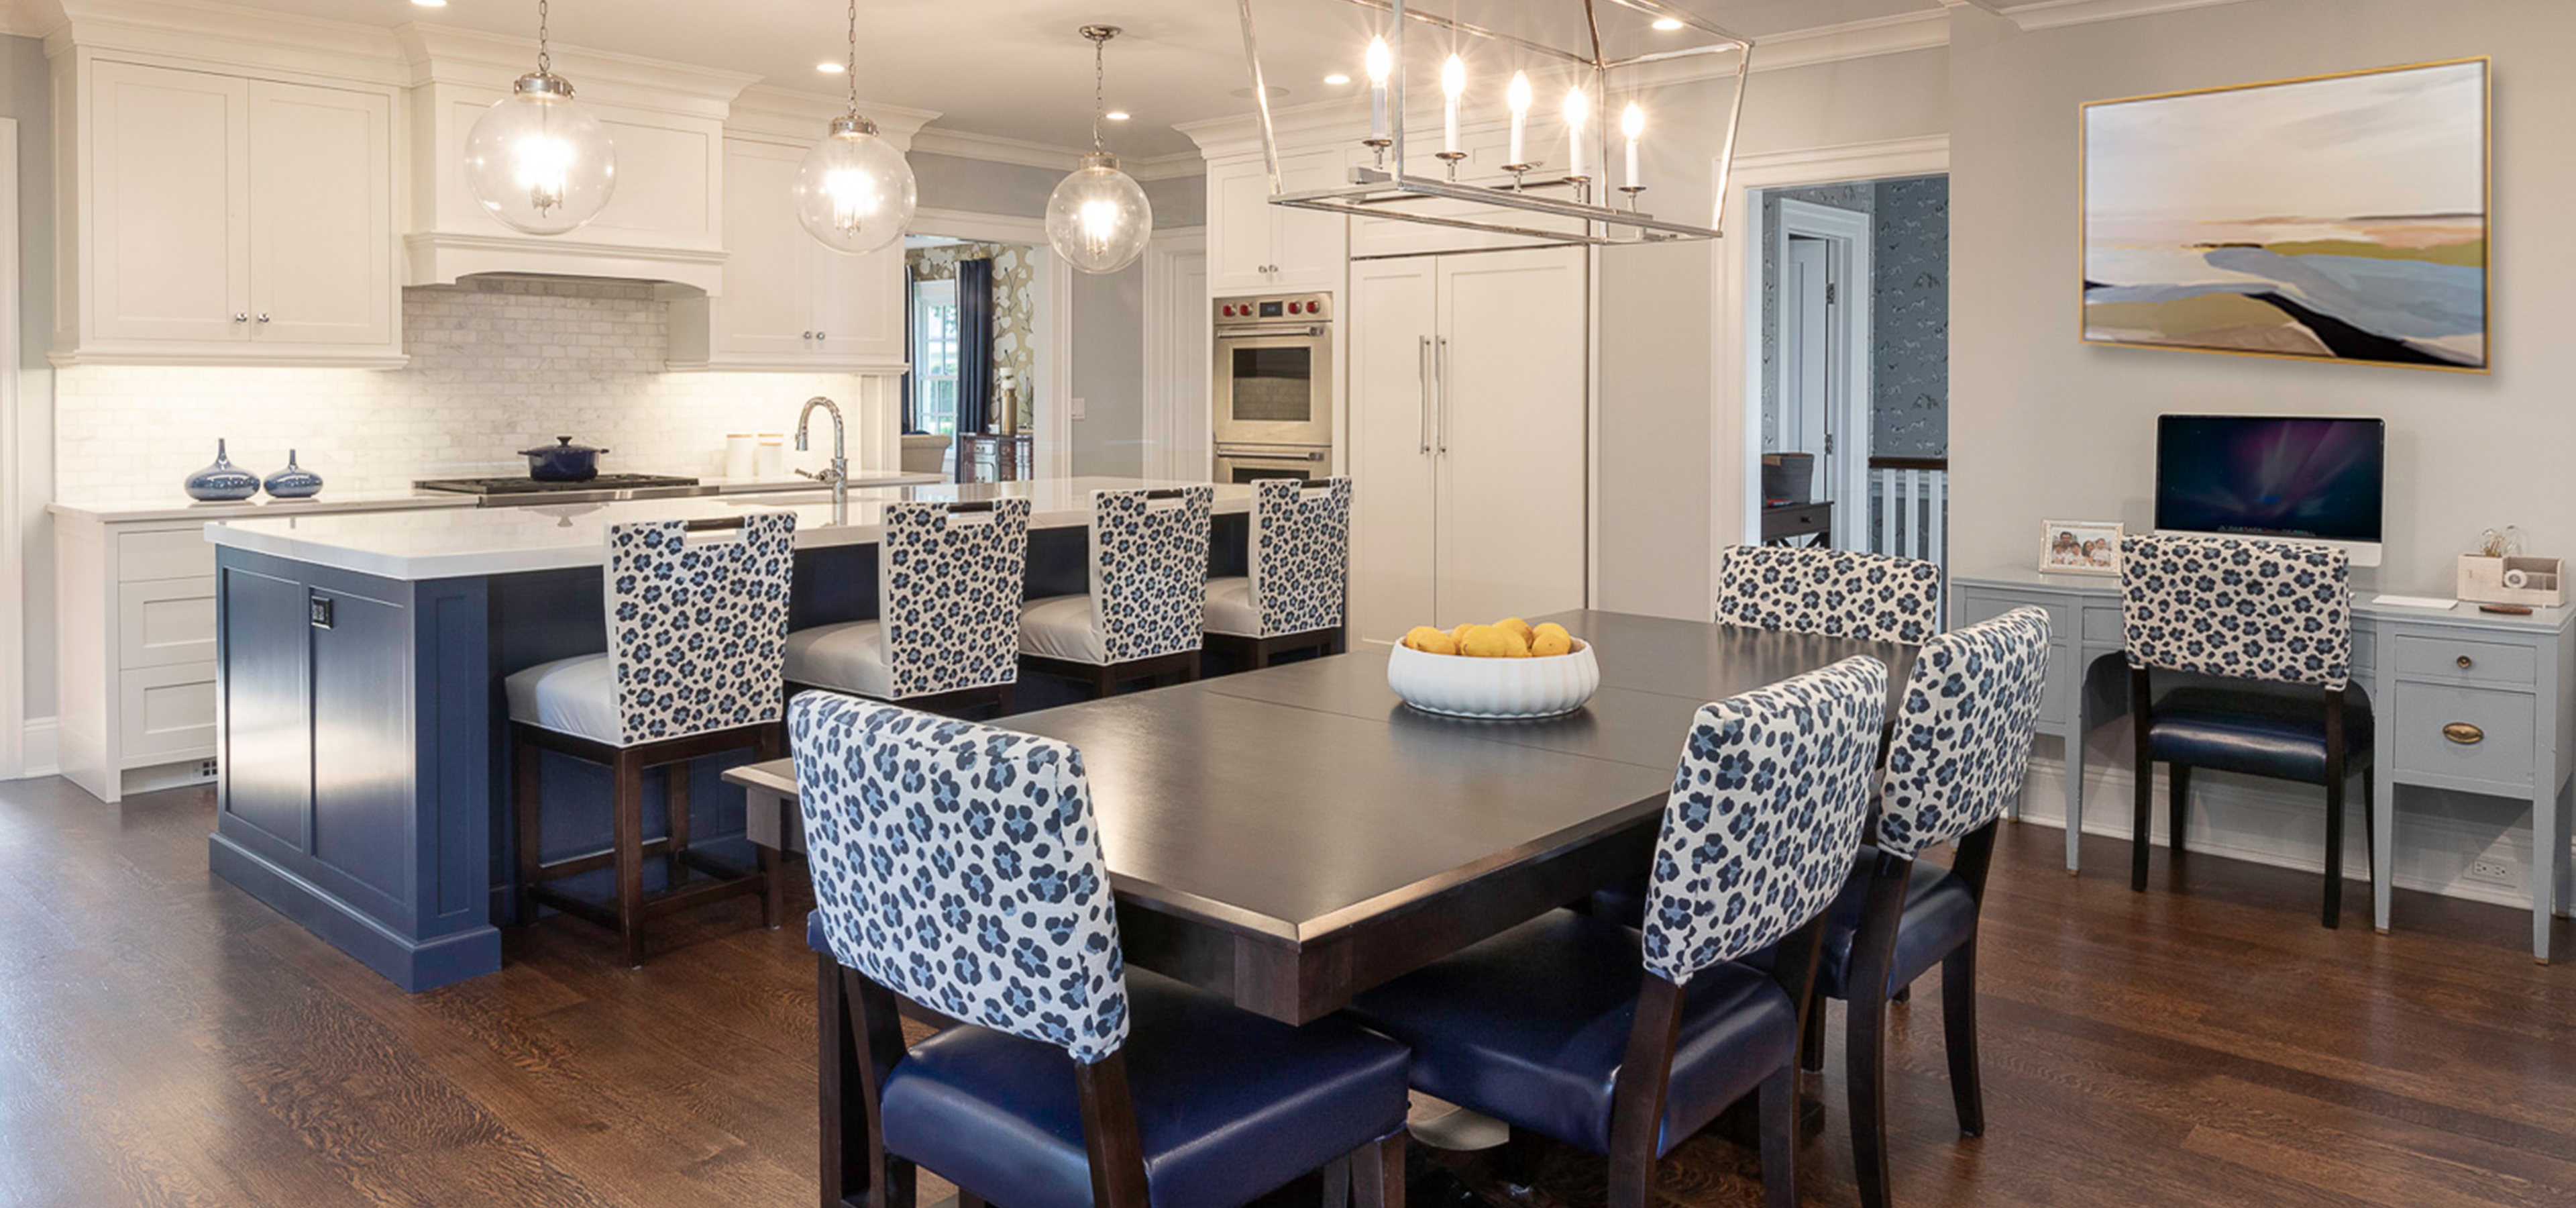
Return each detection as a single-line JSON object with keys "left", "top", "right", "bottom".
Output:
{"left": 2154, "top": 415, "right": 2386, "bottom": 568}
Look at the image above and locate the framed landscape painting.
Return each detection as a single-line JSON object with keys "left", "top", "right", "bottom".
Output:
{"left": 2082, "top": 58, "right": 2489, "bottom": 372}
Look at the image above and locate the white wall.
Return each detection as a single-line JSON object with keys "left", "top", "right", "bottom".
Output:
{"left": 4, "top": 33, "right": 52, "bottom": 772}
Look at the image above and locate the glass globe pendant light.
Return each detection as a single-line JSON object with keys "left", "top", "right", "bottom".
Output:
{"left": 463, "top": 0, "right": 616, "bottom": 236}
{"left": 1046, "top": 26, "right": 1152, "bottom": 274}
{"left": 795, "top": 0, "right": 918, "bottom": 253}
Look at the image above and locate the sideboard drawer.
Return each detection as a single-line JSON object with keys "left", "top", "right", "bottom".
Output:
{"left": 2393, "top": 683, "right": 2534, "bottom": 788}
{"left": 117, "top": 663, "right": 219, "bottom": 763}
{"left": 117, "top": 576, "right": 217, "bottom": 669}
{"left": 1955, "top": 591, "right": 2070, "bottom": 640}
{"left": 119, "top": 527, "right": 217, "bottom": 582}
{"left": 2392, "top": 634, "right": 2536, "bottom": 687}
{"left": 2082, "top": 605, "right": 2123, "bottom": 646}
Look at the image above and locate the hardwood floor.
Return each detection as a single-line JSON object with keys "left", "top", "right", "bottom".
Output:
{"left": 5, "top": 774, "right": 2574, "bottom": 1207}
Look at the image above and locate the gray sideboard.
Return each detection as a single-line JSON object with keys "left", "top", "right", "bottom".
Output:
{"left": 1953, "top": 566, "right": 2575, "bottom": 962}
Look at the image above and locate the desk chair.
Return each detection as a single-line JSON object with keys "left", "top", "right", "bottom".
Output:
{"left": 506, "top": 513, "right": 794, "bottom": 966}
{"left": 794, "top": 695, "right": 1411, "bottom": 1208}
{"left": 1204, "top": 477, "right": 1352, "bottom": 669}
{"left": 1715, "top": 544, "right": 1943, "bottom": 644}
{"left": 1020, "top": 486, "right": 1214, "bottom": 695}
{"left": 2121, "top": 534, "right": 2375, "bottom": 926}
{"left": 1342, "top": 656, "right": 1889, "bottom": 1208}
{"left": 1793, "top": 606, "right": 2051, "bottom": 1208}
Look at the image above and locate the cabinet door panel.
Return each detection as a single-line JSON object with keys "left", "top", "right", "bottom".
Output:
{"left": 1268, "top": 148, "right": 1349, "bottom": 288}
{"left": 1210, "top": 158, "right": 1276, "bottom": 293}
{"left": 249, "top": 81, "right": 392, "bottom": 346}
{"left": 91, "top": 62, "right": 248, "bottom": 343}
{"left": 1434, "top": 246, "right": 1587, "bottom": 627}
{"left": 809, "top": 239, "right": 906, "bottom": 366}
{"left": 712, "top": 140, "right": 816, "bottom": 358}
{"left": 310, "top": 589, "right": 415, "bottom": 906}
{"left": 219, "top": 564, "right": 311, "bottom": 850}
{"left": 1346, "top": 258, "right": 1440, "bottom": 643}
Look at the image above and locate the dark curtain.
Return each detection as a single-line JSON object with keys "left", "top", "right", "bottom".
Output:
{"left": 900, "top": 264, "right": 918, "bottom": 432}
{"left": 955, "top": 258, "right": 998, "bottom": 466}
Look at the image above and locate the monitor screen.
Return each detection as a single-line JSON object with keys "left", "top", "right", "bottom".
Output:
{"left": 2155, "top": 415, "right": 2385, "bottom": 544}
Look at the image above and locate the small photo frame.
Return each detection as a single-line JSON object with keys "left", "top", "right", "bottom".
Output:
{"left": 2040, "top": 519, "right": 2125, "bottom": 576}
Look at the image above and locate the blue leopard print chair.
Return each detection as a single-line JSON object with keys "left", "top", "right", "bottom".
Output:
{"left": 1205, "top": 477, "right": 1352, "bottom": 667}
{"left": 1342, "top": 656, "right": 1889, "bottom": 1208}
{"left": 1715, "top": 544, "right": 1942, "bottom": 645}
{"left": 1796, "top": 605, "right": 2052, "bottom": 1208}
{"left": 1020, "top": 486, "right": 1215, "bottom": 694}
{"left": 791, "top": 693, "right": 1411, "bottom": 1208}
{"left": 2119, "top": 533, "right": 2373, "bottom": 928}
{"left": 784, "top": 498, "right": 1032, "bottom": 709}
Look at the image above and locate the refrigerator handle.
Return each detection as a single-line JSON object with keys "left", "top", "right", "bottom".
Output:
{"left": 1436, "top": 336, "right": 1452, "bottom": 456}
{"left": 1417, "top": 336, "right": 1433, "bottom": 455}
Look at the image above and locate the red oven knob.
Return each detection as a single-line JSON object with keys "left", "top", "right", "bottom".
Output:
{"left": 1289, "top": 301, "right": 1305, "bottom": 314}
{"left": 1221, "top": 305, "right": 1235, "bottom": 317}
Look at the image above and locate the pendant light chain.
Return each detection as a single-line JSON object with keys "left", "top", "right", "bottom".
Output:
{"left": 1091, "top": 34, "right": 1106, "bottom": 152}
{"left": 845, "top": 0, "right": 860, "bottom": 116}
{"left": 536, "top": 0, "right": 551, "bottom": 74}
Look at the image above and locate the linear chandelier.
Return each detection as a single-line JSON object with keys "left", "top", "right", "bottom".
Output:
{"left": 1235, "top": 0, "right": 1755, "bottom": 245}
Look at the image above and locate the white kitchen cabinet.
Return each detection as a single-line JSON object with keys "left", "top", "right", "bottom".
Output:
{"left": 1209, "top": 149, "right": 1348, "bottom": 293}
{"left": 57, "top": 57, "right": 401, "bottom": 367}
{"left": 667, "top": 135, "right": 906, "bottom": 372}
{"left": 1348, "top": 246, "right": 1589, "bottom": 642}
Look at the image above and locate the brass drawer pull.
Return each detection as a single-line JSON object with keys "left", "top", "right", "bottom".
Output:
{"left": 2457, "top": 654, "right": 2475, "bottom": 670}
{"left": 2443, "top": 721, "right": 2485, "bottom": 746}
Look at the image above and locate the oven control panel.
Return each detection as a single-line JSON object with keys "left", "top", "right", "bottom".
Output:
{"left": 1216, "top": 293, "right": 1331, "bottom": 323}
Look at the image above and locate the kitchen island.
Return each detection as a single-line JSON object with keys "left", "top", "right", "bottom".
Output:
{"left": 203, "top": 477, "right": 1254, "bottom": 990}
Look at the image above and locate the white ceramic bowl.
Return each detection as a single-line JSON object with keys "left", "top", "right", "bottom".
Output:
{"left": 1387, "top": 639, "right": 1601, "bottom": 719}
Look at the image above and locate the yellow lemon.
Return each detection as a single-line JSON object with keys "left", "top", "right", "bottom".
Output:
{"left": 1495, "top": 617, "right": 1537, "bottom": 646}
{"left": 1451, "top": 622, "right": 1477, "bottom": 648}
{"left": 1403, "top": 625, "right": 1459, "bottom": 656}
{"left": 1461, "top": 625, "right": 1530, "bottom": 658}
{"left": 1531, "top": 623, "right": 1574, "bottom": 658}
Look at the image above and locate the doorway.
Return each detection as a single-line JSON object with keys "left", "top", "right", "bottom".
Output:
{"left": 1751, "top": 175, "right": 1950, "bottom": 566}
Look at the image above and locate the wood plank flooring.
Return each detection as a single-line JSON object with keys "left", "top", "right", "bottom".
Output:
{"left": 4, "top": 774, "right": 2573, "bottom": 1207}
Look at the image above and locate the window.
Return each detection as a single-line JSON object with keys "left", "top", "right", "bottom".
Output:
{"left": 910, "top": 279, "right": 961, "bottom": 436}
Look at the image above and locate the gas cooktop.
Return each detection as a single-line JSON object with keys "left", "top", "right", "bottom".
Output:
{"left": 415, "top": 474, "right": 709, "bottom": 506}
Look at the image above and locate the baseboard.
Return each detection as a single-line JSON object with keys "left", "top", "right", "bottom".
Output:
{"left": 13, "top": 715, "right": 57, "bottom": 779}
{"left": 2019, "top": 744, "right": 2566, "bottom": 914}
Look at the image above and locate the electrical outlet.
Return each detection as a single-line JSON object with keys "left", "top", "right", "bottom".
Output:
{"left": 197, "top": 758, "right": 219, "bottom": 779}
{"left": 2465, "top": 858, "right": 2518, "bottom": 888}
{"left": 1072, "top": 396, "right": 1088, "bottom": 420}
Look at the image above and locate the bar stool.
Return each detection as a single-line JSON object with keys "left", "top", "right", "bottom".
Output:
{"left": 794, "top": 693, "right": 1412, "bottom": 1208}
{"left": 1019, "top": 486, "right": 1213, "bottom": 696}
{"left": 1203, "top": 477, "right": 1351, "bottom": 669}
{"left": 506, "top": 513, "right": 794, "bottom": 968}
{"left": 1713, "top": 544, "right": 1942, "bottom": 644}
{"left": 784, "top": 498, "right": 1032, "bottom": 717}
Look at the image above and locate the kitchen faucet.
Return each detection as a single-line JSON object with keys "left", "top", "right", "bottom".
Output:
{"left": 794, "top": 395, "right": 848, "bottom": 519}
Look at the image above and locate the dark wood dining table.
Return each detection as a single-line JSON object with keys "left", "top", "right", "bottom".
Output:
{"left": 724, "top": 609, "right": 1915, "bottom": 1025}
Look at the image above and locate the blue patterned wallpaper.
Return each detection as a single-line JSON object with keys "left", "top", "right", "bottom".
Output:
{"left": 1756, "top": 174, "right": 1948, "bottom": 460}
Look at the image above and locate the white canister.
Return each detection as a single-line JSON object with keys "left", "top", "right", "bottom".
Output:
{"left": 723, "top": 433, "right": 756, "bottom": 480}
{"left": 756, "top": 434, "right": 786, "bottom": 479}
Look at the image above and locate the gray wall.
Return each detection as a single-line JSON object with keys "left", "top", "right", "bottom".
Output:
{"left": 1949, "top": 0, "right": 2569, "bottom": 597}
{"left": 5, "top": 34, "right": 54, "bottom": 749}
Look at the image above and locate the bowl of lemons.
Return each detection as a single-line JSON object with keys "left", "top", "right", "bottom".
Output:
{"left": 1387, "top": 617, "right": 1599, "bottom": 719}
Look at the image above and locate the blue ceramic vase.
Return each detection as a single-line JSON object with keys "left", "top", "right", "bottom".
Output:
{"left": 263, "top": 450, "right": 323, "bottom": 499}
{"left": 183, "top": 440, "right": 260, "bottom": 502}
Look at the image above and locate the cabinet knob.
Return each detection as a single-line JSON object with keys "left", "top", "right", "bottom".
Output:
{"left": 233, "top": 313, "right": 249, "bottom": 323}
{"left": 2443, "top": 721, "right": 2485, "bottom": 746}
{"left": 256, "top": 313, "right": 271, "bottom": 323}
{"left": 814, "top": 332, "right": 826, "bottom": 341}
{"left": 802, "top": 331, "right": 814, "bottom": 340}
{"left": 2457, "top": 654, "right": 2475, "bottom": 669}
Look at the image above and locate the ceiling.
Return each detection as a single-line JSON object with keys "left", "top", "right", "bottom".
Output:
{"left": 65, "top": 0, "right": 1990, "bottom": 158}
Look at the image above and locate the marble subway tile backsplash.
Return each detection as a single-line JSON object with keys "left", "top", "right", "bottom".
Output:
{"left": 54, "top": 276, "right": 896, "bottom": 500}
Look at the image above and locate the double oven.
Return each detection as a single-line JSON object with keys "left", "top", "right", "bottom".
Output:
{"left": 1213, "top": 292, "right": 1333, "bottom": 483}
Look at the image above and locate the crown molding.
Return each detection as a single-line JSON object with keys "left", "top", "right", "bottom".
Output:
{"left": 46, "top": 0, "right": 405, "bottom": 83}
{"left": 2, "top": 0, "right": 67, "bottom": 38}
{"left": 727, "top": 84, "right": 938, "bottom": 149}
{"left": 393, "top": 23, "right": 759, "bottom": 114}
{"left": 1996, "top": 0, "right": 2255, "bottom": 32}
{"left": 910, "top": 126, "right": 1203, "bottom": 181}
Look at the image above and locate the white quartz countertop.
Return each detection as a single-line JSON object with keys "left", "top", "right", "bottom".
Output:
{"left": 48, "top": 468, "right": 938, "bottom": 523}
{"left": 205, "top": 477, "right": 1253, "bottom": 581}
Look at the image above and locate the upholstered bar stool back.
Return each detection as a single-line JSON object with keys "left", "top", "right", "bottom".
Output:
{"left": 1020, "top": 485, "right": 1215, "bottom": 696}
{"left": 785, "top": 498, "right": 1032, "bottom": 715}
{"left": 2118, "top": 534, "right": 2373, "bottom": 926}
{"left": 506, "top": 513, "right": 796, "bottom": 966}
{"left": 794, "top": 694, "right": 1412, "bottom": 1208}
{"left": 1715, "top": 545, "right": 1941, "bottom": 644}
{"left": 1206, "top": 476, "right": 1352, "bottom": 668}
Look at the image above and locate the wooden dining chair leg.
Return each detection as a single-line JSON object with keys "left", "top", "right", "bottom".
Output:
{"left": 1757, "top": 1064, "right": 1798, "bottom": 1208}
{"left": 1349, "top": 1130, "right": 1404, "bottom": 1208}
{"left": 955, "top": 1193, "right": 985, "bottom": 1208}
{"left": 1320, "top": 1154, "right": 1352, "bottom": 1208}
{"left": 1942, "top": 937, "right": 1986, "bottom": 1136}
{"left": 822, "top": 960, "right": 914, "bottom": 1208}
{"left": 665, "top": 761, "right": 692, "bottom": 888}
{"left": 1499, "top": 1125, "right": 1542, "bottom": 1189}
{"left": 1847, "top": 981, "right": 1894, "bottom": 1208}
{"left": 513, "top": 728, "right": 542, "bottom": 925}
{"left": 2169, "top": 763, "right": 2192, "bottom": 855}
{"left": 757, "top": 841, "right": 784, "bottom": 931}
{"left": 1799, "top": 994, "right": 1826, "bottom": 1072}
{"left": 2131, "top": 669, "right": 2155, "bottom": 892}
{"left": 612, "top": 750, "right": 647, "bottom": 968}
{"left": 2362, "top": 763, "right": 2378, "bottom": 878}
{"left": 2322, "top": 774, "right": 2348, "bottom": 928}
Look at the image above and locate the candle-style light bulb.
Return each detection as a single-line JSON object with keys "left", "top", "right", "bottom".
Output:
{"left": 1365, "top": 36, "right": 1392, "bottom": 139}
{"left": 1440, "top": 54, "right": 1466, "bottom": 154}
{"left": 1621, "top": 101, "right": 1645, "bottom": 189}
{"left": 1562, "top": 85, "right": 1589, "bottom": 180}
{"left": 1506, "top": 70, "right": 1532, "bottom": 166}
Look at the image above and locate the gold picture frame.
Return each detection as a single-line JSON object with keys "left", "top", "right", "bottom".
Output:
{"left": 2080, "top": 56, "right": 2491, "bottom": 374}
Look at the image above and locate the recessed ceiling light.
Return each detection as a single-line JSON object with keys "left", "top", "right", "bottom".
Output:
{"left": 1651, "top": 17, "right": 1684, "bottom": 31}
{"left": 411, "top": 0, "right": 448, "bottom": 7}
{"left": 1105, "top": 110, "right": 1132, "bottom": 121}
{"left": 1324, "top": 72, "right": 1351, "bottom": 85}
{"left": 816, "top": 61, "right": 845, "bottom": 74}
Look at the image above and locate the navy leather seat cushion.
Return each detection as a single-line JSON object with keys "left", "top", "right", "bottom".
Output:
{"left": 806, "top": 909, "right": 828, "bottom": 954}
{"left": 1593, "top": 848, "right": 1976, "bottom": 1003}
{"left": 1340, "top": 909, "right": 1795, "bottom": 1158}
{"left": 2147, "top": 685, "right": 2372, "bottom": 786}
{"left": 879, "top": 965, "right": 1409, "bottom": 1208}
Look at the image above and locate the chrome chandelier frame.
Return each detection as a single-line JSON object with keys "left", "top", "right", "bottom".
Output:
{"left": 1235, "top": 0, "right": 1754, "bottom": 244}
